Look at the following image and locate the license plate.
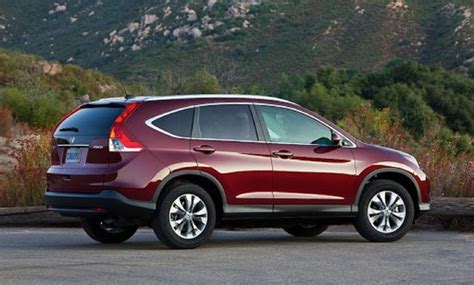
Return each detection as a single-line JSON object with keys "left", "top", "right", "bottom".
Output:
{"left": 65, "top": 148, "right": 81, "bottom": 164}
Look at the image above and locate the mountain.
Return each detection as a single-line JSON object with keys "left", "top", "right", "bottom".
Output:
{"left": 0, "top": 0, "right": 472, "bottom": 89}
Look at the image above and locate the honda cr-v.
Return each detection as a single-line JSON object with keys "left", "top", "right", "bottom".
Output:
{"left": 45, "top": 95, "right": 430, "bottom": 248}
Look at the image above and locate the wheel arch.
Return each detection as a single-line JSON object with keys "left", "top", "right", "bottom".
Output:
{"left": 152, "top": 170, "right": 227, "bottom": 222}
{"left": 354, "top": 168, "right": 421, "bottom": 215}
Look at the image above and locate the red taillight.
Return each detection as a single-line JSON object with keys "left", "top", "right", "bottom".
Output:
{"left": 109, "top": 102, "right": 143, "bottom": 152}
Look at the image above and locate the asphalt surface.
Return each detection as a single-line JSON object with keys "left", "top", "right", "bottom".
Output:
{"left": 0, "top": 227, "right": 472, "bottom": 284}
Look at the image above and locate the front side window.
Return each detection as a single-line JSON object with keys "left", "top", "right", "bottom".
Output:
{"left": 194, "top": 105, "right": 258, "bottom": 141}
{"left": 258, "top": 106, "right": 332, "bottom": 145}
{"left": 152, "top": 108, "right": 194, "bottom": 137}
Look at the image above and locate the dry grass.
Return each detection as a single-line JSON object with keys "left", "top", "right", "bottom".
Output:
{"left": 0, "top": 132, "right": 50, "bottom": 207}
{"left": 339, "top": 105, "right": 473, "bottom": 197}
{"left": 0, "top": 108, "right": 13, "bottom": 137}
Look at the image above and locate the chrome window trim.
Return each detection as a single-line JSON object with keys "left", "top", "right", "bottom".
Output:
{"left": 145, "top": 102, "right": 264, "bottom": 143}
{"left": 144, "top": 102, "right": 357, "bottom": 148}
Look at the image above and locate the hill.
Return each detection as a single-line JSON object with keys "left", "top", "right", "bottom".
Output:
{"left": 0, "top": 48, "right": 122, "bottom": 128}
{"left": 0, "top": 0, "right": 473, "bottom": 89}
{"left": 0, "top": 49, "right": 471, "bottom": 205}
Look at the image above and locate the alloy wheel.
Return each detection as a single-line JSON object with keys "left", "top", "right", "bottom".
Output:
{"left": 169, "top": 194, "right": 208, "bottom": 239}
{"left": 367, "top": 191, "right": 406, "bottom": 234}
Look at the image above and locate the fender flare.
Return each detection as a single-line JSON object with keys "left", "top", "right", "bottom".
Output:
{"left": 353, "top": 167, "right": 421, "bottom": 211}
{"left": 151, "top": 170, "right": 228, "bottom": 207}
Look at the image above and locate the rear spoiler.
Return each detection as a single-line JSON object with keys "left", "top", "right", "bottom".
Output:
{"left": 81, "top": 102, "right": 126, "bottom": 108}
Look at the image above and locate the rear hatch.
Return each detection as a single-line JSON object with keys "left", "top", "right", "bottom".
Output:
{"left": 47, "top": 103, "right": 125, "bottom": 194}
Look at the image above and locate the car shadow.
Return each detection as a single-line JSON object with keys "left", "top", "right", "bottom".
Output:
{"left": 22, "top": 230, "right": 368, "bottom": 251}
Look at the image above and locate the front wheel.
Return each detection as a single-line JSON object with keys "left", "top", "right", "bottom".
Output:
{"left": 81, "top": 217, "right": 138, "bottom": 243}
{"left": 152, "top": 183, "right": 216, "bottom": 249}
{"left": 283, "top": 223, "right": 328, "bottom": 237}
{"left": 354, "top": 180, "right": 415, "bottom": 242}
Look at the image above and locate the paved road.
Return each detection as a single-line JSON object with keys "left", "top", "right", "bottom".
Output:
{"left": 0, "top": 227, "right": 472, "bottom": 284}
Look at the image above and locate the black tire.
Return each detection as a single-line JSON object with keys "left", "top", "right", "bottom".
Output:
{"left": 152, "top": 183, "right": 216, "bottom": 249}
{"left": 354, "top": 180, "right": 415, "bottom": 242}
{"left": 283, "top": 224, "right": 328, "bottom": 237}
{"left": 81, "top": 217, "right": 138, "bottom": 244}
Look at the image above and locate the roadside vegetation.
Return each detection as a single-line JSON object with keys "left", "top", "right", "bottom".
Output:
{"left": 0, "top": 50, "right": 472, "bottom": 206}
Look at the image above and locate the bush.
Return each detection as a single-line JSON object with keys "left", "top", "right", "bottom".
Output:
{"left": 0, "top": 87, "right": 70, "bottom": 129}
{"left": 0, "top": 132, "right": 50, "bottom": 207}
{"left": 338, "top": 105, "right": 473, "bottom": 197}
{"left": 0, "top": 107, "right": 13, "bottom": 137}
{"left": 178, "top": 70, "right": 223, "bottom": 94}
{"left": 293, "top": 83, "right": 366, "bottom": 121}
{"left": 0, "top": 88, "right": 31, "bottom": 123}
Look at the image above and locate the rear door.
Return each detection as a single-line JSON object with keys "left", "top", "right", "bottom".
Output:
{"left": 47, "top": 104, "right": 124, "bottom": 193}
{"left": 190, "top": 104, "right": 273, "bottom": 208}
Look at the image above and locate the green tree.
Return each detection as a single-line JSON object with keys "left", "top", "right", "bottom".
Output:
{"left": 179, "top": 71, "right": 223, "bottom": 94}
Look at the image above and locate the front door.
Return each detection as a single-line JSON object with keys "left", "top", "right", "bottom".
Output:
{"left": 190, "top": 104, "right": 273, "bottom": 210}
{"left": 256, "top": 105, "right": 356, "bottom": 210}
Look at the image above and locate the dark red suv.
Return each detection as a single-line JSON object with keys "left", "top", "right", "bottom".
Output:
{"left": 45, "top": 95, "right": 430, "bottom": 248}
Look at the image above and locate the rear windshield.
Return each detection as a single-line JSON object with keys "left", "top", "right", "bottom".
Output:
{"left": 55, "top": 106, "right": 124, "bottom": 136}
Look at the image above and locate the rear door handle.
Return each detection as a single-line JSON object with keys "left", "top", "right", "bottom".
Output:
{"left": 193, "top": 145, "right": 216, "bottom": 154}
{"left": 272, "top": 150, "right": 294, "bottom": 159}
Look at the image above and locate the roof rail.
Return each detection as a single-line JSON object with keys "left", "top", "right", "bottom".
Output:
{"left": 143, "top": 94, "right": 295, "bottom": 104}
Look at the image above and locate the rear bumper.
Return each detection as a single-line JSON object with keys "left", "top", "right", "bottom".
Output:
{"left": 44, "top": 189, "right": 155, "bottom": 218}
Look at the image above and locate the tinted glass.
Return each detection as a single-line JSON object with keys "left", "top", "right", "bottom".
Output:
{"left": 258, "top": 106, "right": 332, "bottom": 145}
{"left": 152, "top": 108, "right": 194, "bottom": 137}
{"left": 55, "top": 106, "right": 124, "bottom": 136}
{"left": 195, "top": 105, "right": 258, "bottom": 141}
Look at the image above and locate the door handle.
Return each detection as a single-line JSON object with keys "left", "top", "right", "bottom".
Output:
{"left": 272, "top": 150, "right": 294, "bottom": 159}
{"left": 193, "top": 145, "right": 216, "bottom": 154}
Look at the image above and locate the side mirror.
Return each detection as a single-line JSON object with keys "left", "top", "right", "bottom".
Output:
{"left": 331, "top": 132, "right": 342, "bottom": 146}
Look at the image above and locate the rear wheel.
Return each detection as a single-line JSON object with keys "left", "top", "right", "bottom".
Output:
{"left": 152, "top": 183, "right": 216, "bottom": 249}
{"left": 283, "top": 223, "right": 328, "bottom": 237}
{"left": 354, "top": 180, "right": 415, "bottom": 242}
{"left": 81, "top": 217, "right": 138, "bottom": 243}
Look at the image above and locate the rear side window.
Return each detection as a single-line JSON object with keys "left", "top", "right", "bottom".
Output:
{"left": 55, "top": 106, "right": 124, "bottom": 136}
{"left": 151, "top": 108, "right": 194, "bottom": 137}
{"left": 194, "top": 105, "right": 258, "bottom": 141}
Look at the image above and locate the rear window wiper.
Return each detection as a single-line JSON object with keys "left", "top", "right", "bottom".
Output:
{"left": 59, "top": 127, "right": 79, "bottom": 132}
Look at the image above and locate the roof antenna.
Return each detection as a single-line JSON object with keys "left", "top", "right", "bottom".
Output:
{"left": 119, "top": 81, "right": 135, "bottom": 100}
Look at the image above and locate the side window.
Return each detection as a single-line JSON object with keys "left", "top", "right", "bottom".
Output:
{"left": 194, "top": 105, "right": 258, "bottom": 141}
{"left": 258, "top": 106, "right": 332, "bottom": 145}
{"left": 151, "top": 108, "right": 194, "bottom": 137}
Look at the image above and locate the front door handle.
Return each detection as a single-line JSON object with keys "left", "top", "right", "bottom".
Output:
{"left": 193, "top": 145, "right": 216, "bottom": 154}
{"left": 272, "top": 150, "right": 294, "bottom": 159}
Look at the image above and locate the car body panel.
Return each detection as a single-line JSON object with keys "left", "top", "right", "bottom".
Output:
{"left": 191, "top": 139, "right": 273, "bottom": 205}
{"left": 268, "top": 144, "right": 357, "bottom": 205}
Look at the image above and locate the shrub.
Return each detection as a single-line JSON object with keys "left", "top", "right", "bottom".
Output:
{"left": 0, "top": 132, "right": 50, "bottom": 207}
{"left": 179, "top": 70, "right": 223, "bottom": 94}
{"left": 0, "top": 87, "right": 70, "bottom": 129}
{"left": 338, "top": 105, "right": 473, "bottom": 197}
{"left": 0, "top": 88, "right": 31, "bottom": 123}
{"left": 0, "top": 107, "right": 13, "bottom": 137}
